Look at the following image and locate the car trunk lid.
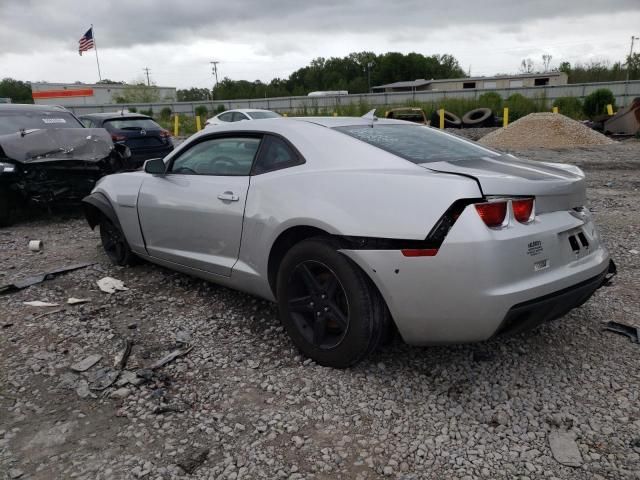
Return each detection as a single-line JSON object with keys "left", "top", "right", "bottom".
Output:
{"left": 421, "top": 154, "right": 586, "bottom": 213}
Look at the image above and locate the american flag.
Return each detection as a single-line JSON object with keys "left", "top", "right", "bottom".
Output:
{"left": 78, "top": 28, "right": 94, "bottom": 56}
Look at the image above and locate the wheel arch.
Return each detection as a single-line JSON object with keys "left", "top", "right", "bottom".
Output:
{"left": 82, "top": 192, "right": 121, "bottom": 230}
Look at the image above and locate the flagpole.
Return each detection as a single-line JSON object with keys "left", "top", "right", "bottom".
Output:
{"left": 91, "top": 24, "right": 103, "bottom": 81}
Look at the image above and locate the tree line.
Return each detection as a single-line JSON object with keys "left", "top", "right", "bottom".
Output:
{"left": 1, "top": 51, "right": 639, "bottom": 103}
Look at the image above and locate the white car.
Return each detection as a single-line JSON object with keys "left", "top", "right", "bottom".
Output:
{"left": 205, "top": 109, "right": 281, "bottom": 127}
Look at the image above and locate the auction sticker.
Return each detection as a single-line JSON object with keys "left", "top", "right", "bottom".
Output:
{"left": 42, "top": 118, "right": 67, "bottom": 124}
{"left": 527, "top": 240, "right": 543, "bottom": 256}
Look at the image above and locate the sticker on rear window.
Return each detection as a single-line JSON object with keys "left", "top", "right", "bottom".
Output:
{"left": 42, "top": 118, "right": 67, "bottom": 124}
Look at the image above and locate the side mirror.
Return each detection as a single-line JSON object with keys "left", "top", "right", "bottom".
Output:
{"left": 144, "top": 158, "right": 166, "bottom": 174}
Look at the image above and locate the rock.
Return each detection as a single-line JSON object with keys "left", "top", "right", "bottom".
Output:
{"left": 9, "top": 468, "right": 24, "bottom": 479}
{"left": 70, "top": 354, "right": 102, "bottom": 372}
{"left": 177, "top": 447, "right": 209, "bottom": 474}
{"left": 247, "top": 360, "right": 260, "bottom": 369}
{"left": 549, "top": 430, "right": 582, "bottom": 467}
{"left": 27, "top": 421, "right": 78, "bottom": 449}
{"left": 110, "top": 387, "right": 131, "bottom": 399}
{"left": 76, "top": 380, "right": 91, "bottom": 399}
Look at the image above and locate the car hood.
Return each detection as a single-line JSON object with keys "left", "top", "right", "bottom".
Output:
{"left": 0, "top": 128, "right": 114, "bottom": 164}
{"left": 421, "top": 154, "right": 586, "bottom": 213}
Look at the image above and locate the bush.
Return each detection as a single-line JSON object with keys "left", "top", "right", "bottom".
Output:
{"left": 195, "top": 105, "right": 208, "bottom": 118}
{"left": 140, "top": 108, "right": 153, "bottom": 117}
{"left": 505, "top": 93, "right": 537, "bottom": 121}
{"left": 552, "top": 96, "right": 583, "bottom": 119}
{"left": 478, "top": 92, "right": 503, "bottom": 113}
{"left": 214, "top": 104, "right": 226, "bottom": 114}
{"left": 583, "top": 88, "right": 615, "bottom": 118}
{"left": 159, "top": 107, "right": 172, "bottom": 121}
{"left": 128, "top": 107, "right": 137, "bottom": 113}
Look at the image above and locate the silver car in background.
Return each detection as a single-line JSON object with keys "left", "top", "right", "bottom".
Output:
{"left": 83, "top": 117, "right": 615, "bottom": 368}
{"left": 204, "top": 109, "right": 281, "bottom": 127}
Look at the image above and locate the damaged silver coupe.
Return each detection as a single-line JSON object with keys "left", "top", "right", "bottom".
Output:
{"left": 0, "top": 104, "right": 132, "bottom": 226}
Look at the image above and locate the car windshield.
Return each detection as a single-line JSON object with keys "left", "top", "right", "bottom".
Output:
{"left": 334, "top": 124, "right": 499, "bottom": 163}
{"left": 247, "top": 111, "right": 281, "bottom": 119}
{"left": 104, "top": 118, "right": 161, "bottom": 130}
{"left": 0, "top": 110, "right": 83, "bottom": 135}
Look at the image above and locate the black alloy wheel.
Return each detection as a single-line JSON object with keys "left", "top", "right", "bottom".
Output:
{"left": 99, "top": 218, "right": 135, "bottom": 266}
{"left": 287, "top": 260, "right": 350, "bottom": 350}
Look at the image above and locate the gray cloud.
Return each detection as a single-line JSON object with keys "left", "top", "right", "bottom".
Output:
{"left": 1, "top": 0, "right": 639, "bottom": 55}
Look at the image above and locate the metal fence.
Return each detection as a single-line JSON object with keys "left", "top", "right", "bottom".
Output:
{"left": 64, "top": 80, "right": 640, "bottom": 117}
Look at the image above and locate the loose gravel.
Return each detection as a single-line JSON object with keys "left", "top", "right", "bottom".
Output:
{"left": 479, "top": 113, "right": 615, "bottom": 150}
{"left": 1, "top": 141, "right": 639, "bottom": 479}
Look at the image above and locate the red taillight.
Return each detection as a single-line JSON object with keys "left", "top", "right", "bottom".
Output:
{"left": 111, "top": 134, "right": 126, "bottom": 142}
{"left": 159, "top": 129, "right": 171, "bottom": 138}
{"left": 401, "top": 248, "right": 439, "bottom": 257}
{"left": 475, "top": 201, "right": 507, "bottom": 227}
{"left": 512, "top": 198, "right": 534, "bottom": 223}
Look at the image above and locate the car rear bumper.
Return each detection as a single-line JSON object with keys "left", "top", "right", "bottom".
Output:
{"left": 341, "top": 207, "right": 612, "bottom": 345}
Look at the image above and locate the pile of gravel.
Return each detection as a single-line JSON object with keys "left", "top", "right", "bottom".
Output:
{"left": 479, "top": 112, "right": 615, "bottom": 149}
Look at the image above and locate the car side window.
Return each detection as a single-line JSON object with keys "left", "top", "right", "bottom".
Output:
{"left": 231, "top": 112, "right": 248, "bottom": 122}
{"left": 218, "top": 112, "right": 233, "bottom": 122}
{"left": 81, "top": 119, "right": 94, "bottom": 127}
{"left": 170, "top": 136, "right": 261, "bottom": 176}
{"left": 252, "top": 135, "right": 304, "bottom": 175}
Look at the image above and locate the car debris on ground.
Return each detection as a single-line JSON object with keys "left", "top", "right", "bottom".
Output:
{"left": 96, "top": 276, "right": 128, "bottom": 293}
{"left": 0, "top": 261, "right": 95, "bottom": 294}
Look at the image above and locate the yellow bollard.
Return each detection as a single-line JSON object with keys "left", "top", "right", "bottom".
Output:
{"left": 503, "top": 107, "right": 509, "bottom": 128}
{"left": 173, "top": 114, "right": 179, "bottom": 136}
{"left": 333, "top": 112, "right": 337, "bottom": 117}
{"left": 196, "top": 115, "right": 201, "bottom": 131}
{"left": 606, "top": 104, "right": 614, "bottom": 116}
{"left": 439, "top": 109, "right": 445, "bottom": 129}
{"left": 283, "top": 112, "right": 288, "bottom": 117}
{"left": 552, "top": 106, "right": 558, "bottom": 114}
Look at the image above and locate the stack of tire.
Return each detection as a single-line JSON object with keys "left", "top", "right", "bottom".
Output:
{"left": 430, "top": 108, "right": 496, "bottom": 129}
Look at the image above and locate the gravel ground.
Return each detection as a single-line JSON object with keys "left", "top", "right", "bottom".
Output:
{"left": 1, "top": 141, "right": 639, "bottom": 480}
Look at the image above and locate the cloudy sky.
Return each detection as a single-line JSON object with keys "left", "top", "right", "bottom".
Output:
{"left": 1, "top": 0, "right": 639, "bottom": 88}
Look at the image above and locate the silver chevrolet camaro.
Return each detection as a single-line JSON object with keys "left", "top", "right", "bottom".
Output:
{"left": 83, "top": 116, "right": 615, "bottom": 368}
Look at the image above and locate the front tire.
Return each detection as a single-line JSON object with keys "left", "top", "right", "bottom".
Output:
{"left": 276, "top": 237, "right": 384, "bottom": 368}
{"left": 0, "top": 190, "right": 17, "bottom": 227}
{"left": 99, "top": 217, "right": 136, "bottom": 266}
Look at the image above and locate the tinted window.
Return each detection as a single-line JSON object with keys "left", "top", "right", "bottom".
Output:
{"left": 334, "top": 124, "right": 499, "bottom": 163}
{"left": 170, "top": 137, "right": 260, "bottom": 176}
{"left": 247, "top": 111, "right": 281, "bottom": 119}
{"left": 253, "top": 135, "right": 302, "bottom": 174}
{"left": 231, "top": 112, "right": 248, "bottom": 122}
{"left": 81, "top": 118, "right": 95, "bottom": 127}
{"left": 104, "top": 118, "right": 160, "bottom": 130}
{"left": 0, "top": 110, "right": 83, "bottom": 135}
{"left": 218, "top": 112, "right": 233, "bottom": 122}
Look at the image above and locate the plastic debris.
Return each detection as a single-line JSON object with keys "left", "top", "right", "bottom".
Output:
{"left": 0, "top": 262, "right": 95, "bottom": 295}
{"left": 97, "top": 277, "right": 128, "bottom": 294}
{"left": 28, "top": 240, "right": 43, "bottom": 252}
{"left": 603, "top": 321, "right": 640, "bottom": 343}
{"left": 149, "top": 346, "right": 194, "bottom": 370}
{"left": 23, "top": 301, "right": 59, "bottom": 307}
{"left": 70, "top": 354, "right": 102, "bottom": 372}
{"left": 67, "top": 297, "right": 90, "bottom": 305}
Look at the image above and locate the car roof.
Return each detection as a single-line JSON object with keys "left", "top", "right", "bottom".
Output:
{"left": 79, "top": 112, "right": 152, "bottom": 120}
{"left": 219, "top": 109, "right": 276, "bottom": 114}
{"left": 0, "top": 103, "right": 71, "bottom": 113}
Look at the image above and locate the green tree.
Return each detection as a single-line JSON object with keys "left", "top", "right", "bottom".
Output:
{"left": 0, "top": 78, "right": 33, "bottom": 103}
{"left": 583, "top": 88, "right": 615, "bottom": 118}
{"left": 114, "top": 83, "right": 162, "bottom": 103}
{"left": 177, "top": 87, "right": 212, "bottom": 101}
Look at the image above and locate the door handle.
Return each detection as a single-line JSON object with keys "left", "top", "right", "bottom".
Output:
{"left": 217, "top": 191, "right": 239, "bottom": 202}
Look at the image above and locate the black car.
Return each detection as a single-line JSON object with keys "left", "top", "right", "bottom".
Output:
{"left": 0, "top": 104, "right": 131, "bottom": 226}
{"left": 79, "top": 113, "right": 173, "bottom": 165}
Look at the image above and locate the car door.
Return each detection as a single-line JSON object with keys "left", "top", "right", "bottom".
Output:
{"left": 137, "top": 134, "right": 262, "bottom": 276}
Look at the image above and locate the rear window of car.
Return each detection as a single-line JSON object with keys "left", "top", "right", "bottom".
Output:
{"left": 247, "top": 111, "right": 281, "bottom": 120}
{"left": 104, "top": 118, "right": 160, "bottom": 130}
{"left": 334, "top": 124, "right": 499, "bottom": 163}
{"left": 0, "top": 110, "right": 83, "bottom": 135}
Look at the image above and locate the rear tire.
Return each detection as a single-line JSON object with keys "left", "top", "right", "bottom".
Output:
{"left": 462, "top": 108, "right": 495, "bottom": 127}
{"left": 430, "top": 110, "right": 462, "bottom": 128}
{"left": 276, "top": 237, "right": 384, "bottom": 368}
{"left": 99, "top": 217, "right": 136, "bottom": 266}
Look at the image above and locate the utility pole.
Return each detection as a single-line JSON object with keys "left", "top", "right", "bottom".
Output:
{"left": 626, "top": 36, "right": 639, "bottom": 82}
{"left": 143, "top": 67, "right": 151, "bottom": 86}
{"left": 367, "top": 62, "right": 374, "bottom": 93}
{"left": 210, "top": 61, "right": 220, "bottom": 88}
